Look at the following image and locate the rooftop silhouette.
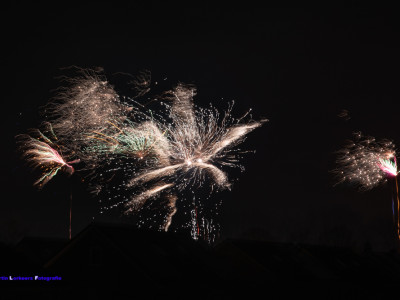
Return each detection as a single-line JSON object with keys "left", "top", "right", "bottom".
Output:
{"left": 1, "top": 222, "right": 399, "bottom": 298}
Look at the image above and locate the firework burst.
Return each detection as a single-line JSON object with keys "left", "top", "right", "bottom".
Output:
{"left": 16, "top": 126, "right": 79, "bottom": 188}
{"left": 123, "top": 83, "right": 267, "bottom": 238}
{"left": 335, "top": 132, "right": 396, "bottom": 190}
{"left": 378, "top": 157, "right": 398, "bottom": 177}
{"left": 335, "top": 132, "right": 400, "bottom": 243}
{"left": 43, "top": 68, "right": 132, "bottom": 168}
{"left": 18, "top": 68, "right": 266, "bottom": 242}
{"left": 85, "top": 82, "right": 266, "bottom": 240}
{"left": 128, "top": 84, "right": 266, "bottom": 190}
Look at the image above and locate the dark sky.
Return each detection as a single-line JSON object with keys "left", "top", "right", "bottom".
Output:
{"left": 2, "top": 5, "right": 400, "bottom": 251}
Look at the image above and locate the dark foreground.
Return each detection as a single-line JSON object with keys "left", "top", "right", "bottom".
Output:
{"left": 1, "top": 223, "right": 399, "bottom": 298}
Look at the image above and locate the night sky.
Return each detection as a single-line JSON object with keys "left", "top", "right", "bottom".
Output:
{"left": 2, "top": 5, "right": 400, "bottom": 251}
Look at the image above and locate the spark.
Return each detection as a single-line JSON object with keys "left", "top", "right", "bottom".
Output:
{"left": 335, "top": 132, "right": 400, "bottom": 242}
{"left": 335, "top": 132, "right": 396, "bottom": 190}
{"left": 32, "top": 69, "right": 266, "bottom": 239}
{"left": 122, "top": 83, "right": 266, "bottom": 237}
{"left": 125, "top": 183, "right": 174, "bottom": 212}
{"left": 164, "top": 195, "right": 178, "bottom": 232}
{"left": 378, "top": 157, "right": 398, "bottom": 177}
{"left": 126, "top": 84, "right": 266, "bottom": 196}
{"left": 16, "top": 129, "right": 79, "bottom": 188}
{"left": 44, "top": 68, "right": 131, "bottom": 168}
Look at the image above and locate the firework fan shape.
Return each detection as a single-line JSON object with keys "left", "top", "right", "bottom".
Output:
{"left": 378, "top": 157, "right": 398, "bottom": 177}
{"left": 16, "top": 126, "right": 79, "bottom": 188}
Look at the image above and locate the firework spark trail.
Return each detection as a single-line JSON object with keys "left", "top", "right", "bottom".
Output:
{"left": 16, "top": 131, "right": 78, "bottom": 188}
{"left": 379, "top": 157, "right": 400, "bottom": 240}
{"left": 17, "top": 126, "right": 80, "bottom": 240}
{"left": 378, "top": 157, "right": 398, "bottom": 177}
{"left": 161, "top": 84, "right": 266, "bottom": 189}
{"left": 44, "top": 69, "right": 132, "bottom": 167}
{"left": 164, "top": 195, "right": 178, "bottom": 232}
{"left": 395, "top": 177, "right": 400, "bottom": 241}
{"left": 127, "top": 164, "right": 182, "bottom": 187}
{"left": 127, "top": 156, "right": 229, "bottom": 189}
{"left": 125, "top": 183, "right": 174, "bottom": 212}
{"left": 335, "top": 132, "right": 396, "bottom": 190}
{"left": 121, "top": 83, "right": 266, "bottom": 237}
{"left": 126, "top": 84, "right": 265, "bottom": 194}
{"left": 127, "top": 69, "right": 152, "bottom": 99}
{"left": 204, "top": 122, "right": 265, "bottom": 161}
{"left": 83, "top": 120, "right": 171, "bottom": 170}
{"left": 34, "top": 70, "right": 266, "bottom": 237}
{"left": 336, "top": 132, "right": 400, "bottom": 242}
{"left": 166, "top": 83, "right": 197, "bottom": 126}
{"left": 115, "top": 121, "right": 171, "bottom": 164}
{"left": 379, "top": 156, "right": 400, "bottom": 240}
{"left": 191, "top": 161, "right": 230, "bottom": 188}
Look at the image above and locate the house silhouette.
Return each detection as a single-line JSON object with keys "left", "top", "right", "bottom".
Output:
{"left": 1, "top": 222, "right": 400, "bottom": 298}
